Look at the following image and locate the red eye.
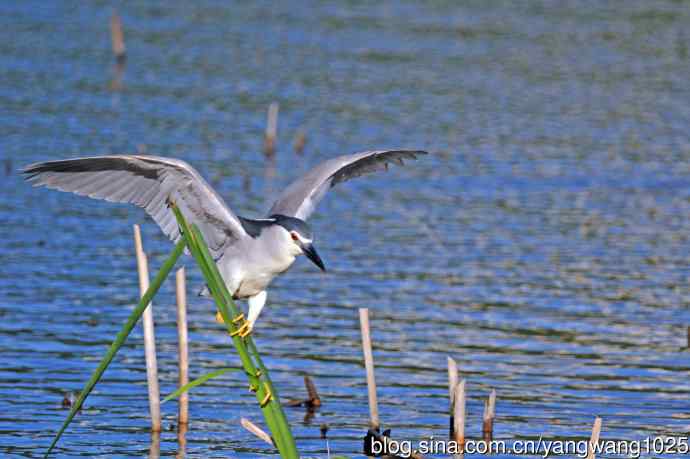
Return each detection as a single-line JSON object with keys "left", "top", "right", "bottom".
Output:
{"left": 291, "top": 232, "right": 298, "bottom": 241}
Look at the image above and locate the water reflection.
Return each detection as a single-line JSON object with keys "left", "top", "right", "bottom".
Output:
{"left": 176, "top": 423, "right": 188, "bottom": 459}
{"left": 148, "top": 431, "right": 160, "bottom": 459}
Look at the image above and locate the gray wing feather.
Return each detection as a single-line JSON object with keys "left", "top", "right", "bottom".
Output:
{"left": 23, "top": 155, "right": 247, "bottom": 258}
{"left": 268, "top": 149, "right": 427, "bottom": 220}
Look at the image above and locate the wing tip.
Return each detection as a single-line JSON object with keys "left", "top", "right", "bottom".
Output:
{"left": 21, "top": 163, "right": 45, "bottom": 181}
{"left": 385, "top": 149, "right": 429, "bottom": 159}
{"left": 21, "top": 160, "right": 69, "bottom": 178}
{"left": 21, "top": 162, "right": 41, "bottom": 175}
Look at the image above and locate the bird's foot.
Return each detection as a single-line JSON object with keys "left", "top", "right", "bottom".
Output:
{"left": 234, "top": 322, "right": 252, "bottom": 338}
{"left": 216, "top": 311, "right": 253, "bottom": 338}
{"left": 214, "top": 310, "right": 226, "bottom": 324}
{"left": 232, "top": 314, "right": 253, "bottom": 338}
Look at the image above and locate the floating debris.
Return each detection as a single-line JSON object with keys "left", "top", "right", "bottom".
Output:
{"left": 61, "top": 392, "right": 77, "bottom": 409}
{"left": 241, "top": 417, "right": 274, "bottom": 446}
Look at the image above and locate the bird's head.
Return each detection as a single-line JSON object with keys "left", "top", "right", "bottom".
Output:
{"left": 271, "top": 215, "right": 325, "bottom": 271}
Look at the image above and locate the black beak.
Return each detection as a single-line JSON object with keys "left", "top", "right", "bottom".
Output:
{"left": 302, "top": 243, "right": 326, "bottom": 272}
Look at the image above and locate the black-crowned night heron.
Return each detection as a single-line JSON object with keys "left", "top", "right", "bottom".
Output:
{"left": 23, "top": 150, "right": 427, "bottom": 335}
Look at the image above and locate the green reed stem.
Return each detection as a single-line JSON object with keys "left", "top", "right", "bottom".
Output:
{"left": 170, "top": 203, "right": 299, "bottom": 458}
{"left": 45, "top": 205, "right": 298, "bottom": 458}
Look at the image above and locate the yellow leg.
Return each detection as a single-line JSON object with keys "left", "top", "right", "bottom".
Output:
{"left": 214, "top": 311, "right": 225, "bottom": 324}
{"left": 232, "top": 313, "right": 245, "bottom": 324}
{"left": 238, "top": 322, "right": 253, "bottom": 338}
{"left": 216, "top": 312, "right": 245, "bottom": 324}
{"left": 217, "top": 311, "right": 253, "bottom": 338}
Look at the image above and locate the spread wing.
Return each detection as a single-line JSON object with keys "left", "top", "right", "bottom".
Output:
{"left": 268, "top": 149, "right": 427, "bottom": 220}
{"left": 23, "top": 155, "right": 247, "bottom": 259}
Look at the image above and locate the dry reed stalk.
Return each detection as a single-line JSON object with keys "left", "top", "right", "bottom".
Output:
{"left": 304, "top": 375, "right": 321, "bottom": 407}
{"left": 587, "top": 417, "right": 602, "bottom": 459}
{"left": 359, "top": 308, "right": 379, "bottom": 430}
{"left": 176, "top": 267, "right": 189, "bottom": 425}
{"left": 482, "top": 389, "right": 496, "bottom": 442}
{"left": 453, "top": 380, "right": 466, "bottom": 452}
{"left": 133, "top": 224, "right": 161, "bottom": 432}
{"left": 293, "top": 129, "right": 306, "bottom": 155}
{"left": 241, "top": 418, "right": 275, "bottom": 446}
{"left": 263, "top": 102, "right": 279, "bottom": 156}
{"left": 110, "top": 12, "right": 126, "bottom": 62}
{"left": 447, "top": 356, "right": 458, "bottom": 437}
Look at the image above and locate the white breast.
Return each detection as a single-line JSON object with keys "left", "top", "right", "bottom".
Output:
{"left": 218, "top": 226, "right": 297, "bottom": 299}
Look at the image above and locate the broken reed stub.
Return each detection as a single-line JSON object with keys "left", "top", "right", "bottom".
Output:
{"left": 286, "top": 375, "right": 322, "bottom": 408}
{"left": 359, "top": 308, "right": 380, "bottom": 430}
{"left": 133, "top": 224, "right": 162, "bottom": 432}
{"left": 263, "top": 102, "right": 279, "bottom": 156}
{"left": 241, "top": 418, "right": 274, "bottom": 447}
{"left": 447, "top": 356, "right": 459, "bottom": 438}
{"left": 293, "top": 129, "right": 306, "bottom": 155}
{"left": 482, "top": 389, "right": 496, "bottom": 442}
{"left": 453, "top": 379, "right": 466, "bottom": 451}
{"left": 586, "top": 417, "right": 602, "bottom": 459}
{"left": 304, "top": 375, "right": 321, "bottom": 407}
{"left": 110, "top": 12, "right": 126, "bottom": 63}
{"left": 176, "top": 267, "right": 189, "bottom": 425}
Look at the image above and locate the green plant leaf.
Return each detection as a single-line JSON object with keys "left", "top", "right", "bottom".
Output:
{"left": 46, "top": 239, "right": 186, "bottom": 457}
{"left": 47, "top": 204, "right": 300, "bottom": 458}
{"left": 162, "top": 367, "right": 240, "bottom": 404}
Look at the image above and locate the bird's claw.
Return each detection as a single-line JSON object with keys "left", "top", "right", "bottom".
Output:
{"left": 229, "top": 317, "right": 252, "bottom": 338}
{"left": 237, "top": 322, "right": 253, "bottom": 338}
{"left": 216, "top": 311, "right": 253, "bottom": 338}
{"left": 214, "top": 311, "right": 225, "bottom": 324}
{"left": 232, "top": 313, "right": 245, "bottom": 324}
{"left": 217, "top": 311, "right": 245, "bottom": 324}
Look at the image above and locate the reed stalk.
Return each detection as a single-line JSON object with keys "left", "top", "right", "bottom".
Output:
{"left": 175, "top": 267, "right": 189, "bottom": 425}
{"left": 46, "top": 206, "right": 299, "bottom": 458}
{"left": 358, "top": 308, "right": 379, "bottom": 431}
{"left": 133, "top": 224, "right": 162, "bottom": 432}
{"left": 447, "top": 356, "right": 458, "bottom": 438}
{"left": 587, "top": 417, "right": 602, "bottom": 459}
{"left": 45, "top": 239, "right": 186, "bottom": 457}
{"left": 482, "top": 389, "right": 496, "bottom": 443}
{"left": 170, "top": 202, "right": 298, "bottom": 458}
{"left": 110, "top": 12, "right": 126, "bottom": 62}
{"left": 453, "top": 379, "right": 466, "bottom": 452}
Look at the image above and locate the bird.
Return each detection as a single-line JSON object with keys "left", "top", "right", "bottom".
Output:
{"left": 23, "top": 150, "right": 427, "bottom": 335}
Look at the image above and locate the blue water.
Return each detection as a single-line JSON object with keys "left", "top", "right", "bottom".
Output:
{"left": 2, "top": 1, "right": 690, "bottom": 457}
